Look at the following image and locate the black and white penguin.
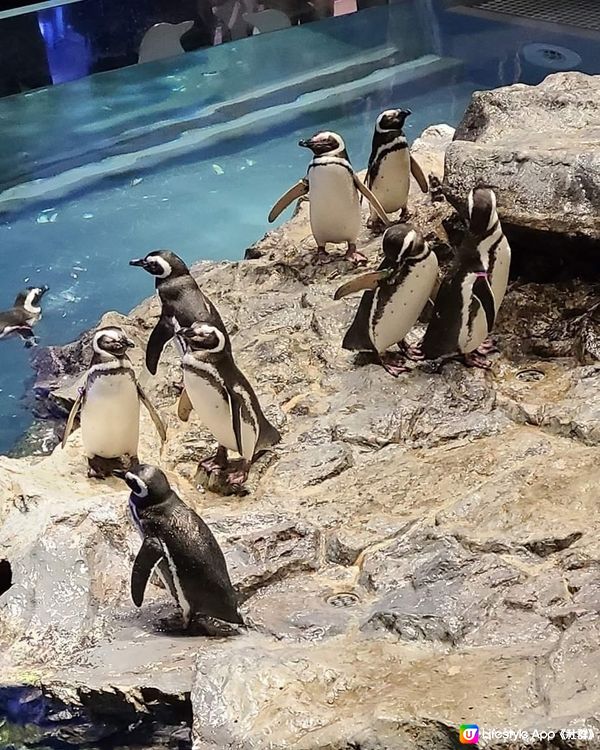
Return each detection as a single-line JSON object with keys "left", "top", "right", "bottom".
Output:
{"left": 268, "top": 131, "right": 390, "bottom": 265}
{"left": 61, "top": 326, "right": 167, "bottom": 477}
{"left": 113, "top": 463, "right": 243, "bottom": 630}
{"left": 335, "top": 224, "right": 438, "bottom": 376}
{"left": 420, "top": 213, "right": 497, "bottom": 369}
{"left": 129, "top": 250, "right": 228, "bottom": 375}
{"left": 176, "top": 322, "right": 280, "bottom": 487}
{"left": 0, "top": 285, "right": 49, "bottom": 347}
{"left": 365, "top": 110, "right": 428, "bottom": 230}
{"left": 467, "top": 187, "right": 511, "bottom": 354}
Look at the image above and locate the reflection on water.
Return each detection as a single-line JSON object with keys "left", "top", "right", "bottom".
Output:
{"left": 0, "top": 0, "right": 362, "bottom": 96}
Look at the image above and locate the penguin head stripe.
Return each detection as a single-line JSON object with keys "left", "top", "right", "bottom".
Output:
{"left": 179, "top": 323, "right": 226, "bottom": 353}
{"left": 125, "top": 472, "right": 148, "bottom": 498}
{"left": 382, "top": 224, "right": 426, "bottom": 264}
{"left": 376, "top": 108, "right": 411, "bottom": 133}
{"left": 129, "top": 250, "right": 189, "bottom": 278}
{"left": 15, "top": 285, "right": 49, "bottom": 313}
{"left": 92, "top": 326, "right": 135, "bottom": 357}
{"left": 468, "top": 187, "right": 498, "bottom": 236}
{"left": 299, "top": 131, "right": 346, "bottom": 157}
{"left": 401, "top": 229, "right": 417, "bottom": 255}
{"left": 24, "top": 289, "right": 42, "bottom": 314}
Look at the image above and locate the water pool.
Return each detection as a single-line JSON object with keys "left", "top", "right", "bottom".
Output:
{"left": 1, "top": 0, "right": 599, "bottom": 452}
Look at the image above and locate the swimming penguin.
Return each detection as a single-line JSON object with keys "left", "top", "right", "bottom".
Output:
{"left": 365, "top": 109, "right": 428, "bottom": 230}
{"left": 62, "top": 326, "right": 167, "bottom": 477}
{"left": 268, "top": 131, "right": 390, "bottom": 265}
{"left": 129, "top": 250, "right": 228, "bottom": 375}
{"left": 0, "top": 285, "right": 49, "bottom": 347}
{"left": 335, "top": 224, "right": 438, "bottom": 376}
{"left": 420, "top": 211, "right": 497, "bottom": 369}
{"left": 113, "top": 463, "right": 243, "bottom": 631}
{"left": 467, "top": 187, "right": 511, "bottom": 353}
{"left": 176, "top": 322, "right": 280, "bottom": 487}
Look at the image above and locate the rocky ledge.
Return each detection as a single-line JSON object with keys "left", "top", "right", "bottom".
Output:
{"left": 1, "top": 119, "right": 600, "bottom": 750}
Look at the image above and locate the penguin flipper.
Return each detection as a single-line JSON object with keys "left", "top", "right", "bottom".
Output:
{"left": 137, "top": 384, "right": 167, "bottom": 443}
{"left": 334, "top": 269, "right": 393, "bottom": 300}
{"left": 146, "top": 317, "right": 174, "bottom": 375}
{"left": 61, "top": 389, "right": 84, "bottom": 449}
{"left": 268, "top": 179, "right": 309, "bottom": 223}
{"left": 410, "top": 155, "right": 429, "bottom": 193}
{"left": 227, "top": 387, "right": 246, "bottom": 458}
{"left": 131, "top": 537, "right": 164, "bottom": 607}
{"left": 177, "top": 388, "right": 193, "bottom": 422}
{"left": 353, "top": 174, "right": 390, "bottom": 226}
{"left": 472, "top": 274, "right": 496, "bottom": 332}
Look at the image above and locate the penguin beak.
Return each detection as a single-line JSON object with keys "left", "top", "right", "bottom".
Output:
{"left": 111, "top": 469, "right": 127, "bottom": 480}
{"left": 298, "top": 138, "right": 312, "bottom": 149}
{"left": 176, "top": 327, "right": 192, "bottom": 339}
{"left": 40, "top": 285, "right": 50, "bottom": 295}
{"left": 125, "top": 337, "right": 135, "bottom": 349}
{"left": 401, "top": 109, "right": 412, "bottom": 117}
{"left": 129, "top": 258, "right": 147, "bottom": 268}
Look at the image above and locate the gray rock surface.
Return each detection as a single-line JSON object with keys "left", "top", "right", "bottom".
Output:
{"left": 444, "top": 72, "right": 600, "bottom": 247}
{"left": 444, "top": 72, "right": 600, "bottom": 280}
{"left": 1, "top": 123, "right": 600, "bottom": 749}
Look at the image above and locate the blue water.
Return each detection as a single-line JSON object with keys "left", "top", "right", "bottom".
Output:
{"left": 1, "top": 0, "right": 599, "bottom": 452}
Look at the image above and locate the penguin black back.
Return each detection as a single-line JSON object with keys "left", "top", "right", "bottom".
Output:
{"left": 117, "top": 464, "right": 243, "bottom": 627}
{"left": 129, "top": 249, "right": 229, "bottom": 374}
{"left": 421, "top": 232, "right": 495, "bottom": 359}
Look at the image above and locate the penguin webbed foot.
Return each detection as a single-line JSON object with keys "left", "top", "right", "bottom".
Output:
{"left": 379, "top": 352, "right": 410, "bottom": 378}
{"left": 227, "top": 460, "right": 250, "bottom": 489}
{"left": 311, "top": 246, "right": 332, "bottom": 265}
{"left": 187, "top": 614, "right": 242, "bottom": 638}
{"left": 463, "top": 351, "right": 492, "bottom": 370}
{"left": 476, "top": 337, "right": 499, "bottom": 356}
{"left": 200, "top": 446, "right": 228, "bottom": 474}
{"left": 344, "top": 244, "right": 368, "bottom": 267}
{"left": 398, "top": 340, "right": 424, "bottom": 362}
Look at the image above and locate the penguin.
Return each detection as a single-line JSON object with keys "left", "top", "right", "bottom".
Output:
{"left": 365, "top": 109, "right": 428, "bottom": 230}
{"left": 268, "top": 131, "right": 390, "bottom": 265}
{"left": 467, "top": 187, "right": 511, "bottom": 353}
{"left": 113, "top": 463, "right": 243, "bottom": 631}
{"left": 335, "top": 224, "right": 438, "bottom": 376}
{"left": 61, "top": 326, "right": 167, "bottom": 477}
{"left": 175, "top": 322, "right": 280, "bottom": 487}
{"left": 0, "top": 285, "right": 49, "bottom": 347}
{"left": 129, "top": 250, "right": 229, "bottom": 375}
{"left": 420, "top": 211, "right": 497, "bottom": 369}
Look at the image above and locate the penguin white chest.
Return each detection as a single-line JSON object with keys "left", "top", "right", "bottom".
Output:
{"left": 370, "top": 253, "right": 438, "bottom": 353}
{"left": 459, "top": 277, "right": 490, "bottom": 353}
{"left": 81, "top": 372, "right": 140, "bottom": 458}
{"left": 371, "top": 149, "right": 410, "bottom": 213}
{"left": 489, "top": 237, "right": 511, "bottom": 310}
{"left": 308, "top": 165, "right": 361, "bottom": 245}
{"left": 183, "top": 365, "right": 240, "bottom": 455}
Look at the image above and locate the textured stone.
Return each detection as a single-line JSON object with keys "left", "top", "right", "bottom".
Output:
{"left": 444, "top": 72, "right": 600, "bottom": 270}
{"left": 2, "top": 121, "right": 600, "bottom": 748}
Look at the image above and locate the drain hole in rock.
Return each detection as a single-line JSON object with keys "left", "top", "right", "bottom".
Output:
{"left": 0, "top": 560, "right": 12, "bottom": 596}
{"left": 327, "top": 592, "right": 359, "bottom": 608}
{"left": 516, "top": 368, "right": 545, "bottom": 382}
